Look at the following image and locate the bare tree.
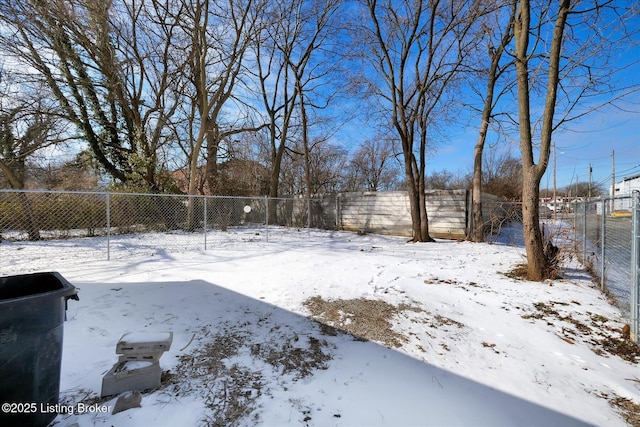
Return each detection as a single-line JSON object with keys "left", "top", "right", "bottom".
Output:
{"left": 29, "top": 151, "right": 101, "bottom": 191}
{"left": 182, "top": 0, "right": 261, "bottom": 195}
{"left": 482, "top": 153, "right": 522, "bottom": 200}
{"left": 307, "top": 139, "right": 349, "bottom": 194}
{"left": 424, "top": 169, "right": 469, "bottom": 190}
{"left": 358, "top": 0, "right": 485, "bottom": 242}
{"left": 560, "top": 181, "right": 604, "bottom": 198}
{"left": 0, "top": 79, "right": 68, "bottom": 239}
{"left": 251, "top": 0, "right": 343, "bottom": 202}
{"left": 514, "top": 0, "right": 569, "bottom": 280}
{"left": 280, "top": 137, "right": 348, "bottom": 195}
{"left": 0, "top": 109, "right": 61, "bottom": 190}
{"left": 286, "top": 0, "right": 343, "bottom": 199}
{"left": 469, "top": 2, "right": 516, "bottom": 242}
{"left": 175, "top": 0, "right": 262, "bottom": 228}
{"left": 346, "top": 138, "right": 400, "bottom": 191}
{"left": 0, "top": 0, "right": 186, "bottom": 190}
{"left": 513, "top": 0, "right": 638, "bottom": 279}
{"left": 252, "top": 8, "right": 300, "bottom": 200}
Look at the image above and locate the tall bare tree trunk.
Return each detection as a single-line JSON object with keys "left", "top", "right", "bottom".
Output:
{"left": 471, "top": 119, "right": 488, "bottom": 242}
{"left": 205, "top": 124, "right": 220, "bottom": 194}
{"left": 405, "top": 166, "right": 422, "bottom": 240}
{"left": 521, "top": 170, "right": 545, "bottom": 276}
{"left": 514, "top": 0, "right": 570, "bottom": 280}
{"left": 402, "top": 149, "right": 433, "bottom": 242}
{"left": 470, "top": 3, "right": 516, "bottom": 243}
{"left": 268, "top": 123, "right": 287, "bottom": 224}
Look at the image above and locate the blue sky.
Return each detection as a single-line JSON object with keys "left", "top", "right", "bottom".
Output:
{"left": 424, "top": 5, "right": 640, "bottom": 194}
{"left": 547, "top": 99, "right": 640, "bottom": 192}
{"left": 426, "top": 95, "right": 639, "bottom": 193}
{"left": 336, "top": 88, "right": 638, "bottom": 194}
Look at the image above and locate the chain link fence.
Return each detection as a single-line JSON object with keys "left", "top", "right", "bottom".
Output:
{"left": 3, "top": 188, "right": 638, "bottom": 342}
{"left": 0, "top": 190, "right": 550, "bottom": 250}
{"left": 574, "top": 196, "right": 632, "bottom": 307}
{"left": 573, "top": 192, "right": 640, "bottom": 343}
{"left": 482, "top": 194, "right": 639, "bottom": 343}
{"left": 481, "top": 199, "right": 523, "bottom": 245}
{"left": 0, "top": 190, "right": 330, "bottom": 260}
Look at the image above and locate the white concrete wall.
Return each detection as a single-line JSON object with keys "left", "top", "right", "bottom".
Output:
{"left": 334, "top": 190, "right": 469, "bottom": 239}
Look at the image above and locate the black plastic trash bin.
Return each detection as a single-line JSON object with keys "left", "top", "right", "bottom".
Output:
{"left": 0, "top": 272, "right": 79, "bottom": 427}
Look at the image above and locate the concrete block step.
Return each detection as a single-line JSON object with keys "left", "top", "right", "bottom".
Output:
{"left": 100, "top": 361, "right": 162, "bottom": 397}
{"left": 118, "top": 352, "right": 164, "bottom": 363}
{"left": 116, "top": 332, "right": 173, "bottom": 355}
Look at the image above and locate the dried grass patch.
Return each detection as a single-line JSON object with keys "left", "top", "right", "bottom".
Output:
{"left": 303, "top": 296, "right": 421, "bottom": 348}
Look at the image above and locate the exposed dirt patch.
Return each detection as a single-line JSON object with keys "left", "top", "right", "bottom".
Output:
{"left": 303, "top": 296, "right": 422, "bottom": 348}
{"left": 171, "top": 322, "right": 334, "bottom": 427}
{"left": 57, "top": 314, "right": 341, "bottom": 426}
{"left": 428, "top": 314, "right": 465, "bottom": 330}
{"left": 482, "top": 342, "right": 500, "bottom": 354}
{"left": 423, "top": 277, "right": 484, "bottom": 291}
{"left": 250, "top": 334, "right": 332, "bottom": 380}
{"left": 302, "top": 296, "right": 467, "bottom": 356}
{"left": 503, "top": 263, "right": 529, "bottom": 280}
{"left": 521, "top": 301, "right": 640, "bottom": 364}
{"left": 598, "top": 337, "right": 640, "bottom": 364}
{"left": 173, "top": 330, "right": 263, "bottom": 426}
{"left": 599, "top": 392, "right": 640, "bottom": 427}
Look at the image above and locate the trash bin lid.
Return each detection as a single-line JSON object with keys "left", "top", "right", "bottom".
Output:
{"left": 0, "top": 272, "right": 78, "bottom": 304}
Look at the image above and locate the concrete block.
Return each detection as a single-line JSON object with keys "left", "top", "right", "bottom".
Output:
{"left": 101, "top": 361, "right": 161, "bottom": 397}
{"left": 118, "top": 352, "right": 164, "bottom": 363}
{"left": 116, "top": 332, "right": 173, "bottom": 354}
{"left": 112, "top": 390, "right": 142, "bottom": 414}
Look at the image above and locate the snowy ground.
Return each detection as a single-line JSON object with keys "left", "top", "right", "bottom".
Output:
{"left": 1, "top": 226, "right": 639, "bottom": 426}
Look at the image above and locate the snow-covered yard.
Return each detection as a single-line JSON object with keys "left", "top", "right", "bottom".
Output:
{"left": 1, "top": 227, "right": 638, "bottom": 426}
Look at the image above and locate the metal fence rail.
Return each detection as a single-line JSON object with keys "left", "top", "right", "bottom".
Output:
{"left": 632, "top": 191, "right": 640, "bottom": 343}
{"left": 573, "top": 192, "right": 639, "bottom": 343}
{"left": 0, "top": 190, "right": 321, "bottom": 259}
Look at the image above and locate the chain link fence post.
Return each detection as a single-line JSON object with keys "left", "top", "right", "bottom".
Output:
{"left": 600, "top": 199, "right": 606, "bottom": 291}
{"left": 337, "top": 193, "right": 344, "bottom": 231}
{"left": 265, "top": 196, "right": 269, "bottom": 243}
{"left": 573, "top": 200, "right": 580, "bottom": 254}
{"left": 631, "top": 190, "right": 639, "bottom": 344}
{"left": 106, "top": 192, "right": 111, "bottom": 261}
{"left": 582, "top": 201, "right": 587, "bottom": 263}
{"left": 307, "top": 198, "right": 311, "bottom": 237}
{"left": 204, "top": 196, "right": 208, "bottom": 250}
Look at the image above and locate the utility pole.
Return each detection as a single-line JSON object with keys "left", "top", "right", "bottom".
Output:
{"left": 587, "top": 163, "right": 593, "bottom": 200}
{"left": 611, "top": 150, "right": 615, "bottom": 212}
{"left": 553, "top": 142, "right": 557, "bottom": 218}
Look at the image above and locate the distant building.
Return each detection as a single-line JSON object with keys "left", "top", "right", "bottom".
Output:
{"left": 611, "top": 173, "right": 640, "bottom": 211}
